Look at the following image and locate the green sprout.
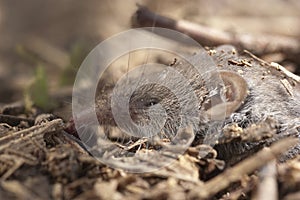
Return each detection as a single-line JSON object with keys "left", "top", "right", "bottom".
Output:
{"left": 24, "top": 65, "right": 54, "bottom": 112}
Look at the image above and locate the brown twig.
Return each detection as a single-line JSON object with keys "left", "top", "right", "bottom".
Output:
{"left": 0, "top": 119, "right": 63, "bottom": 152}
{"left": 132, "top": 5, "right": 300, "bottom": 56}
{"left": 244, "top": 50, "right": 300, "bottom": 83}
{"left": 0, "top": 155, "right": 25, "bottom": 181}
{"left": 256, "top": 160, "right": 278, "bottom": 200}
{"left": 189, "top": 137, "right": 298, "bottom": 199}
{"left": 1, "top": 180, "right": 43, "bottom": 200}
{"left": 220, "top": 175, "right": 257, "bottom": 199}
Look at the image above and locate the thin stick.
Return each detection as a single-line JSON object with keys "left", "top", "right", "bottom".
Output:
{"left": 0, "top": 119, "right": 63, "bottom": 152}
{"left": 190, "top": 137, "right": 298, "bottom": 199}
{"left": 256, "top": 160, "right": 278, "bottom": 200}
{"left": 244, "top": 50, "right": 300, "bottom": 83}
{"left": 133, "top": 5, "right": 300, "bottom": 56}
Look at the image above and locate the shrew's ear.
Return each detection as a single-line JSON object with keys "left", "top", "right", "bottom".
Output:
{"left": 205, "top": 71, "right": 249, "bottom": 120}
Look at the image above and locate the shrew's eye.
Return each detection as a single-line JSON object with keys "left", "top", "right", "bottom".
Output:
{"left": 144, "top": 98, "right": 160, "bottom": 107}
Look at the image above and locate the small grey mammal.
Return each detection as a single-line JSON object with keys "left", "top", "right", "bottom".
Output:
{"left": 72, "top": 45, "right": 300, "bottom": 163}
{"left": 123, "top": 45, "right": 300, "bottom": 162}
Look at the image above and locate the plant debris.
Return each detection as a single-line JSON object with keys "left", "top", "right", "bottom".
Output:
{"left": 0, "top": 101, "right": 299, "bottom": 199}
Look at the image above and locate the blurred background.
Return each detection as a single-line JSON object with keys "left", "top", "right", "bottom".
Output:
{"left": 0, "top": 0, "right": 299, "bottom": 118}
